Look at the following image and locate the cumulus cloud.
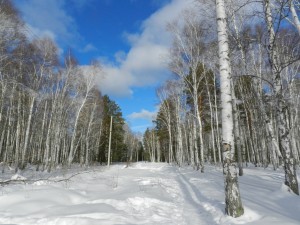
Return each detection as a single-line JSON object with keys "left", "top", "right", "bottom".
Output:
{"left": 98, "top": 0, "right": 195, "bottom": 97}
{"left": 15, "top": 0, "right": 80, "bottom": 46}
{"left": 128, "top": 109, "right": 157, "bottom": 122}
{"left": 15, "top": 0, "right": 197, "bottom": 97}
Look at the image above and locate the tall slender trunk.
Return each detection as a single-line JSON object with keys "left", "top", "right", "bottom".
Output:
{"left": 175, "top": 95, "right": 184, "bottom": 166}
{"left": 193, "top": 119, "right": 200, "bottom": 170}
{"left": 107, "top": 116, "right": 113, "bottom": 166}
{"left": 215, "top": 0, "right": 244, "bottom": 217}
{"left": 21, "top": 96, "right": 35, "bottom": 169}
{"left": 168, "top": 121, "right": 172, "bottom": 163}
{"left": 205, "top": 76, "right": 216, "bottom": 164}
{"left": 36, "top": 101, "right": 47, "bottom": 171}
{"left": 232, "top": 85, "right": 243, "bottom": 176}
{"left": 44, "top": 110, "right": 52, "bottom": 171}
{"left": 264, "top": 0, "right": 299, "bottom": 195}
{"left": 249, "top": 43, "right": 282, "bottom": 166}
{"left": 68, "top": 98, "right": 86, "bottom": 167}
{"left": 213, "top": 72, "right": 222, "bottom": 164}
{"left": 85, "top": 103, "right": 96, "bottom": 166}
{"left": 188, "top": 117, "right": 195, "bottom": 168}
{"left": 195, "top": 91, "right": 204, "bottom": 172}
{"left": 197, "top": 108, "right": 205, "bottom": 172}
{"left": 15, "top": 93, "right": 21, "bottom": 171}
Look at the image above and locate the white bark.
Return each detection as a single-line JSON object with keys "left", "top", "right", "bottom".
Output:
{"left": 14, "top": 93, "right": 21, "bottom": 171}
{"left": 85, "top": 102, "right": 96, "bottom": 166}
{"left": 216, "top": 0, "right": 244, "bottom": 217}
{"left": 168, "top": 14, "right": 208, "bottom": 171}
{"left": 21, "top": 96, "right": 35, "bottom": 169}
{"left": 205, "top": 76, "right": 217, "bottom": 164}
{"left": 68, "top": 66, "right": 96, "bottom": 166}
{"left": 107, "top": 116, "right": 113, "bottom": 167}
{"left": 157, "top": 87, "right": 173, "bottom": 163}
{"left": 188, "top": 116, "right": 195, "bottom": 168}
{"left": 264, "top": 0, "right": 299, "bottom": 195}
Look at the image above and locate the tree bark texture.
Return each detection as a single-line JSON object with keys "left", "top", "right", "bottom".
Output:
{"left": 216, "top": 0, "right": 244, "bottom": 217}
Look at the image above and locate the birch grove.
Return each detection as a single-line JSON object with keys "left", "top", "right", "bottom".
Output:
{"left": 1, "top": 0, "right": 299, "bottom": 219}
{"left": 143, "top": 0, "right": 300, "bottom": 217}
{"left": 263, "top": 0, "right": 299, "bottom": 195}
{"left": 0, "top": 1, "right": 141, "bottom": 170}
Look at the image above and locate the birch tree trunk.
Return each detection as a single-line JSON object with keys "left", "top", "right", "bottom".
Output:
{"left": 157, "top": 87, "right": 173, "bottom": 164}
{"left": 21, "top": 96, "right": 35, "bottom": 169}
{"left": 175, "top": 101, "right": 183, "bottom": 166}
{"left": 188, "top": 116, "right": 195, "bottom": 168}
{"left": 196, "top": 98, "right": 205, "bottom": 172}
{"left": 67, "top": 66, "right": 96, "bottom": 166}
{"left": 215, "top": 0, "right": 244, "bottom": 217}
{"left": 193, "top": 119, "right": 200, "bottom": 170}
{"left": 14, "top": 93, "right": 21, "bottom": 171}
{"left": 85, "top": 102, "right": 96, "bottom": 167}
{"left": 251, "top": 42, "right": 282, "bottom": 167}
{"left": 231, "top": 85, "right": 243, "bottom": 176}
{"left": 264, "top": 0, "right": 299, "bottom": 195}
{"left": 213, "top": 73, "right": 222, "bottom": 164}
{"left": 205, "top": 76, "right": 217, "bottom": 164}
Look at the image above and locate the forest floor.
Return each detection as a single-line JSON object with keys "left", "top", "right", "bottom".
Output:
{"left": 0, "top": 162, "right": 299, "bottom": 225}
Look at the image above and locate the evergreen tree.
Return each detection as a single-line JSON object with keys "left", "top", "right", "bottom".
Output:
{"left": 99, "top": 95, "right": 125, "bottom": 164}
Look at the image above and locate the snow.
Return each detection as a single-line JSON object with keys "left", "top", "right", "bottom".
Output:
{"left": 10, "top": 174, "right": 27, "bottom": 181}
{"left": 0, "top": 163, "right": 299, "bottom": 225}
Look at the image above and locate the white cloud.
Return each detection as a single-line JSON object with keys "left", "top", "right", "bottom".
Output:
{"left": 97, "top": 65, "right": 134, "bottom": 97}
{"left": 114, "top": 51, "right": 126, "bottom": 64}
{"left": 98, "top": 0, "right": 196, "bottom": 97}
{"left": 15, "top": 0, "right": 80, "bottom": 46}
{"left": 122, "top": 32, "right": 140, "bottom": 45}
{"left": 25, "top": 24, "right": 56, "bottom": 41}
{"left": 80, "top": 43, "right": 98, "bottom": 53}
{"left": 15, "top": 0, "right": 197, "bottom": 97}
{"left": 128, "top": 109, "right": 157, "bottom": 122}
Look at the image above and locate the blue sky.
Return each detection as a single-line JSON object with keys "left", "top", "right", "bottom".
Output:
{"left": 14, "top": 0, "right": 194, "bottom": 133}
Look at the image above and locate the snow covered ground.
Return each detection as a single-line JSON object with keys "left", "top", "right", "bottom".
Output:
{"left": 0, "top": 162, "right": 299, "bottom": 225}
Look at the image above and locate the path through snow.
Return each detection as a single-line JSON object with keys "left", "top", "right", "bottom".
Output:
{"left": 0, "top": 163, "right": 299, "bottom": 224}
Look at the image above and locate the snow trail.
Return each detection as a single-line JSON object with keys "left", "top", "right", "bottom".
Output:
{"left": 175, "top": 169, "right": 222, "bottom": 224}
{"left": 0, "top": 163, "right": 299, "bottom": 225}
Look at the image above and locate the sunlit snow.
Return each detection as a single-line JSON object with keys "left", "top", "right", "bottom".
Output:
{"left": 0, "top": 163, "right": 299, "bottom": 225}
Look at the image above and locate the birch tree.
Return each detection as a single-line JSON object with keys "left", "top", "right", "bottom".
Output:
{"left": 215, "top": 0, "right": 244, "bottom": 217}
{"left": 168, "top": 13, "right": 211, "bottom": 172}
{"left": 156, "top": 86, "right": 174, "bottom": 163}
{"left": 263, "top": 0, "right": 299, "bottom": 195}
